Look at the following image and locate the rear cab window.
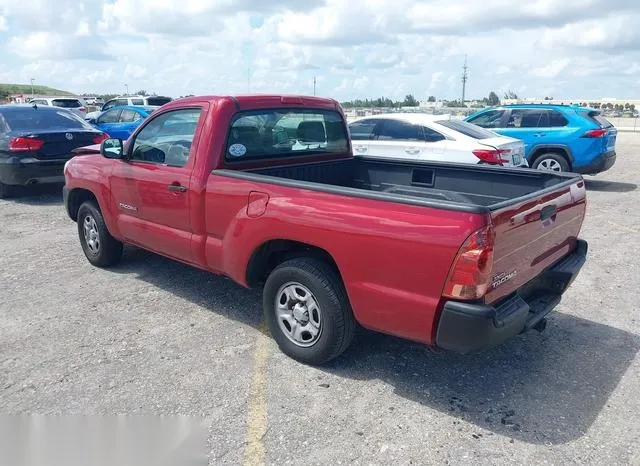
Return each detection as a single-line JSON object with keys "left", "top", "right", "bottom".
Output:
{"left": 130, "top": 99, "right": 145, "bottom": 106}
{"left": 225, "top": 109, "right": 348, "bottom": 162}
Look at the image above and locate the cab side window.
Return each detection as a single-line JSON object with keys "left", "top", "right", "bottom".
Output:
{"left": 129, "top": 108, "right": 202, "bottom": 167}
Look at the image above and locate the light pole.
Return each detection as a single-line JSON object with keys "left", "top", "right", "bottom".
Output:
{"left": 30, "top": 78, "right": 35, "bottom": 97}
{"left": 125, "top": 84, "right": 129, "bottom": 95}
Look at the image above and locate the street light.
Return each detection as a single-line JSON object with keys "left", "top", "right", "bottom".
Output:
{"left": 30, "top": 78, "right": 35, "bottom": 97}
{"left": 124, "top": 84, "right": 129, "bottom": 95}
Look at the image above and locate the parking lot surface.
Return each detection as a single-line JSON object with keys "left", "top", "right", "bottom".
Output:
{"left": 1, "top": 134, "right": 639, "bottom": 465}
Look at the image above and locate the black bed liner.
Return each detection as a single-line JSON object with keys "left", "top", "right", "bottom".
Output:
{"left": 214, "top": 157, "right": 580, "bottom": 213}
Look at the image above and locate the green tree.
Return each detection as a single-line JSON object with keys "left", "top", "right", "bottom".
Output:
{"left": 504, "top": 90, "right": 519, "bottom": 100}
{"left": 488, "top": 91, "right": 500, "bottom": 106}
{"left": 136, "top": 89, "right": 149, "bottom": 96}
{"left": 445, "top": 100, "right": 463, "bottom": 107}
{"left": 427, "top": 95, "right": 436, "bottom": 102}
{"left": 403, "top": 94, "right": 419, "bottom": 107}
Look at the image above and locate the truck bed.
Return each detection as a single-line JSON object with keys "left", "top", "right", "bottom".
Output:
{"left": 231, "top": 157, "right": 579, "bottom": 211}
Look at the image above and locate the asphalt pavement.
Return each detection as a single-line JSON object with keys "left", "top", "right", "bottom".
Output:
{"left": 1, "top": 135, "right": 639, "bottom": 465}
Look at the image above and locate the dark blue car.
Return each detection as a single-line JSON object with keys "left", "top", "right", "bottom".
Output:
{"left": 88, "top": 105, "right": 155, "bottom": 140}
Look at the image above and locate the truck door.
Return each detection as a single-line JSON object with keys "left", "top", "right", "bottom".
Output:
{"left": 109, "top": 107, "right": 204, "bottom": 263}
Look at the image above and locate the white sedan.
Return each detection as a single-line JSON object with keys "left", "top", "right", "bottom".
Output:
{"left": 348, "top": 113, "right": 527, "bottom": 167}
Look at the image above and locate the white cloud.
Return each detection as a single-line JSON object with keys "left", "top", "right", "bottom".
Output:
{"left": 124, "top": 64, "right": 147, "bottom": 80}
{"left": 531, "top": 59, "right": 571, "bottom": 78}
{"left": 1, "top": 0, "right": 640, "bottom": 100}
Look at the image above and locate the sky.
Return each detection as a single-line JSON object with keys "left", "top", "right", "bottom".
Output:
{"left": 1, "top": 0, "right": 640, "bottom": 101}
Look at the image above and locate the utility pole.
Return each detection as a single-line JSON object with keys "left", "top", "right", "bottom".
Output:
{"left": 313, "top": 76, "right": 316, "bottom": 96}
{"left": 30, "top": 78, "right": 35, "bottom": 97}
{"left": 461, "top": 55, "right": 468, "bottom": 107}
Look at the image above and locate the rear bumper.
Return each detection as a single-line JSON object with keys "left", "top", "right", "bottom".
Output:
{"left": 0, "top": 157, "right": 67, "bottom": 186}
{"left": 575, "top": 151, "right": 616, "bottom": 175}
{"left": 435, "top": 239, "right": 588, "bottom": 353}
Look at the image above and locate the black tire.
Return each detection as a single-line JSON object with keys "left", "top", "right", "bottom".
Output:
{"left": 263, "top": 258, "right": 356, "bottom": 365}
{"left": 532, "top": 152, "right": 570, "bottom": 172}
{"left": 0, "top": 182, "right": 13, "bottom": 199}
{"left": 77, "top": 201, "right": 123, "bottom": 267}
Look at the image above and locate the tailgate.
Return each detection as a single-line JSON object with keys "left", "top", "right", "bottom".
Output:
{"left": 484, "top": 178, "right": 586, "bottom": 304}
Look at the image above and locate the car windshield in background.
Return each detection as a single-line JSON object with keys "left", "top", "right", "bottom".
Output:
{"left": 146, "top": 97, "right": 172, "bottom": 106}
{"left": 436, "top": 119, "right": 499, "bottom": 139}
{"left": 51, "top": 99, "right": 83, "bottom": 108}
{"left": 225, "top": 109, "right": 348, "bottom": 161}
{"left": 2, "top": 108, "right": 94, "bottom": 131}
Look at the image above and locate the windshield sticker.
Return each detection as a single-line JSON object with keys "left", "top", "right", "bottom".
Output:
{"left": 228, "top": 143, "right": 247, "bottom": 157}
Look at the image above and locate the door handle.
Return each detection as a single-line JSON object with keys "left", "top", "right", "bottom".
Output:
{"left": 354, "top": 145, "right": 367, "bottom": 153}
{"left": 167, "top": 184, "right": 187, "bottom": 192}
{"left": 405, "top": 147, "right": 421, "bottom": 155}
{"left": 533, "top": 133, "right": 546, "bottom": 137}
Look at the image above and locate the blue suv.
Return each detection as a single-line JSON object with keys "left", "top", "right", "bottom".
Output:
{"left": 465, "top": 104, "right": 617, "bottom": 174}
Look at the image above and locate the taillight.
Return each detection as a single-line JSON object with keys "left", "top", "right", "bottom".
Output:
{"left": 9, "top": 137, "right": 45, "bottom": 152}
{"left": 442, "top": 225, "right": 495, "bottom": 300}
{"left": 78, "top": 107, "right": 88, "bottom": 113}
{"left": 472, "top": 149, "right": 510, "bottom": 164}
{"left": 93, "top": 133, "right": 109, "bottom": 144}
{"left": 582, "top": 128, "right": 607, "bottom": 138}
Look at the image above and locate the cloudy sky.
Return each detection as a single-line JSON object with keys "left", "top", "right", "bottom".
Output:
{"left": 1, "top": 0, "right": 640, "bottom": 101}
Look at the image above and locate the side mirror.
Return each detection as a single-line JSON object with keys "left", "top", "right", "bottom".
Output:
{"left": 101, "top": 138, "right": 124, "bottom": 159}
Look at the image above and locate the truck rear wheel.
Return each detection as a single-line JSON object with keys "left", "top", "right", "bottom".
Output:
{"left": 263, "top": 258, "right": 355, "bottom": 365}
{"left": 77, "top": 201, "right": 123, "bottom": 267}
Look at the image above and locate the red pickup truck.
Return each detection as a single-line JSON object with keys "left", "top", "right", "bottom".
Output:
{"left": 63, "top": 95, "right": 588, "bottom": 364}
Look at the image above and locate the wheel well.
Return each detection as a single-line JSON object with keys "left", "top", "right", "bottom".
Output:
{"left": 530, "top": 148, "right": 572, "bottom": 169}
{"left": 67, "top": 188, "right": 98, "bottom": 221}
{"left": 246, "top": 240, "right": 340, "bottom": 288}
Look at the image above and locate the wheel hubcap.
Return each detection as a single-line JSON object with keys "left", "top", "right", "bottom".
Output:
{"left": 83, "top": 215, "right": 100, "bottom": 254}
{"left": 276, "top": 282, "right": 322, "bottom": 347}
{"left": 537, "top": 158, "right": 562, "bottom": 172}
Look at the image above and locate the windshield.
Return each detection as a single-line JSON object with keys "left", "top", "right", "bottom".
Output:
{"left": 436, "top": 119, "right": 500, "bottom": 139}
{"left": 225, "top": 109, "right": 349, "bottom": 161}
{"left": 2, "top": 108, "right": 94, "bottom": 131}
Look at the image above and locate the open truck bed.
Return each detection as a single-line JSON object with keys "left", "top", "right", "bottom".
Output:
{"left": 220, "top": 156, "right": 582, "bottom": 212}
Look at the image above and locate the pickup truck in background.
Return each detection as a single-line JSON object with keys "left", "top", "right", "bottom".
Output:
{"left": 63, "top": 95, "right": 588, "bottom": 364}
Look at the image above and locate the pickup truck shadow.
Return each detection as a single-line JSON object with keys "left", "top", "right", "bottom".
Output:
{"left": 113, "top": 248, "right": 638, "bottom": 446}
{"left": 585, "top": 179, "right": 637, "bottom": 192}
{"left": 5, "top": 183, "right": 64, "bottom": 205}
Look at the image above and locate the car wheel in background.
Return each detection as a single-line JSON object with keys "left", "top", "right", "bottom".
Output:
{"left": 532, "top": 153, "right": 570, "bottom": 172}
{"left": 77, "top": 201, "right": 123, "bottom": 267}
{"left": 263, "top": 257, "right": 356, "bottom": 365}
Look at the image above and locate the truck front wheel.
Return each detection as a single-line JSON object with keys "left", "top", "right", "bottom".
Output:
{"left": 77, "top": 201, "right": 123, "bottom": 267}
{"left": 263, "top": 258, "right": 356, "bottom": 364}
